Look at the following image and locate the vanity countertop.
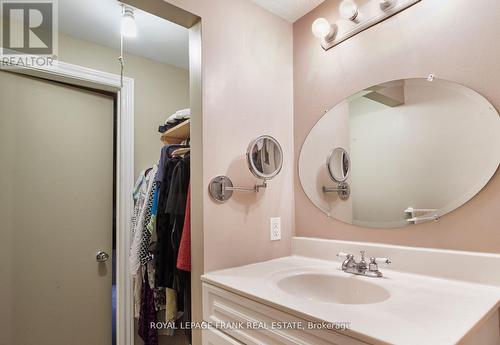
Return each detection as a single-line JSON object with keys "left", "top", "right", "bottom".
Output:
{"left": 202, "top": 255, "right": 500, "bottom": 345}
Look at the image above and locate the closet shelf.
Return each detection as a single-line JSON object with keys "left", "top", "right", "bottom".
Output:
{"left": 160, "top": 120, "right": 190, "bottom": 144}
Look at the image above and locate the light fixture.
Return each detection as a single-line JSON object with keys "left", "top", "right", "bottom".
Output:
{"left": 312, "top": 0, "right": 419, "bottom": 51}
{"left": 380, "top": 0, "right": 397, "bottom": 11}
{"left": 339, "top": 0, "right": 359, "bottom": 21}
{"left": 121, "top": 6, "right": 137, "bottom": 38}
{"left": 311, "top": 18, "right": 337, "bottom": 43}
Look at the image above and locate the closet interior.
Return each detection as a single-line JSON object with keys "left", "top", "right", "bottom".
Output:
{"left": 131, "top": 108, "right": 192, "bottom": 345}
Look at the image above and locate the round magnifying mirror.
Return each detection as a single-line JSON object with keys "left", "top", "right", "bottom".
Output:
{"left": 327, "top": 147, "right": 350, "bottom": 183}
{"left": 246, "top": 135, "right": 283, "bottom": 180}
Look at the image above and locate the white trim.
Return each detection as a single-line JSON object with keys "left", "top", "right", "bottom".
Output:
{"left": 2, "top": 60, "right": 135, "bottom": 345}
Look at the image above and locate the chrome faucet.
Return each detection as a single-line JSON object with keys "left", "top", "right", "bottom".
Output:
{"left": 337, "top": 251, "right": 391, "bottom": 278}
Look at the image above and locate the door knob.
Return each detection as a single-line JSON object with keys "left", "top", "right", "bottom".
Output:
{"left": 96, "top": 251, "right": 110, "bottom": 263}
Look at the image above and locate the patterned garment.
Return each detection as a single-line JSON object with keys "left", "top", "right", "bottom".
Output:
{"left": 130, "top": 165, "right": 158, "bottom": 275}
{"left": 147, "top": 187, "right": 160, "bottom": 236}
{"left": 139, "top": 181, "right": 158, "bottom": 266}
{"left": 154, "top": 287, "right": 166, "bottom": 312}
{"left": 131, "top": 171, "right": 147, "bottom": 243}
{"left": 138, "top": 269, "right": 158, "bottom": 345}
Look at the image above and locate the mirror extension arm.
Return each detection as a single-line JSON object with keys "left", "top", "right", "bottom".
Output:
{"left": 322, "top": 182, "right": 350, "bottom": 201}
{"left": 209, "top": 175, "right": 268, "bottom": 203}
{"left": 226, "top": 180, "right": 267, "bottom": 193}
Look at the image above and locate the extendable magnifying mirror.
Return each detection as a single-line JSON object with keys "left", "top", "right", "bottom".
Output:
{"left": 323, "top": 147, "right": 351, "bottom": 200}
{"left": 209, "top": 135, "right": 284, "bottom": 203}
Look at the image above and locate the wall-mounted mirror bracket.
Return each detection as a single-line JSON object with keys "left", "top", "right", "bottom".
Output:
{"left": 323, "top": 182, "right": 350, "bottom": 201}
{"left": 209, "top": 175, "right": 268, "bottom": 203}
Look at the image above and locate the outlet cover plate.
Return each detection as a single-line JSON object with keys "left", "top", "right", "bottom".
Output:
{"left": 270, "top": 217, "right": 281, "bottom": 241}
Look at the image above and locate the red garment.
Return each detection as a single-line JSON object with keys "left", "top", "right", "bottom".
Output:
{"left": 177, "top": 186, "right": 191, "bottom": 271}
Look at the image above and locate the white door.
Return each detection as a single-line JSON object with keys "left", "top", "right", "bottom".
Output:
{"left": 0, "top": 71, "right": 114, "bottom": 345}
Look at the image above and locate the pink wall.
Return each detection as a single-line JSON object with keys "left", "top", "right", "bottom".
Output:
{"left": 167, "top": 0, "right": 294, "bottom": 271}
{"left": 293, "top": 0, "right": 500, "bottom": 253}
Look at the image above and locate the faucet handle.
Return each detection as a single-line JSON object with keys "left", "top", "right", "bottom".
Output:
{"left": 337, "top": 252, "right": 353, "bottom": 259}
{"left": 371, "top": 257, "right": 391, "bottom": 265}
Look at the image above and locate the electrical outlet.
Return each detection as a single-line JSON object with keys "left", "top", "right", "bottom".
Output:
{"left": 270, "top": 217, "right": 281, "bottom": 241}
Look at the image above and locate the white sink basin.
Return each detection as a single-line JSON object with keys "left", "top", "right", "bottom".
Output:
{"left": 276, "top": 273, "right": 390, "bottom": 305}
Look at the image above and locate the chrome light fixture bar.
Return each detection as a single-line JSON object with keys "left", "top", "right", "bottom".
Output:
{"left": 312, "top": 0, "right": 421, "bottom": 51}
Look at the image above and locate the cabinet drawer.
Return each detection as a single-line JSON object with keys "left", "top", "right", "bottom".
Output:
{"left": 203, "top": 283, "right": 368, "bottom": 345}
{"left": 203, "top": 328, "right": 245, "bottom": 345}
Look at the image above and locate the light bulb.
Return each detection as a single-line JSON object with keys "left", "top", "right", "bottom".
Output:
{"left": 121, "top": 7, "right": 137, "bottom": 38}
{"left": 311, "top": 18, "right": 335, "bottom": 41}
{"left": 339, "top": 0, "right": 359, "bottom": 21}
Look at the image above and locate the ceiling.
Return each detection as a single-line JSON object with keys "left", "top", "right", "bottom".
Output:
{"left": 251, "top": 0, "right": 326, "bottom": 22}
{"left": 59, "top": 0, "right": 189, "bottom": 69}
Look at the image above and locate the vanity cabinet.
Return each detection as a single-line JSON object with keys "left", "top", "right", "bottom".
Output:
{"left": 204, "top": 329, "right": 245, "bottom": 345}
{"left": 202, "top": 283, "right": 369, "bottom": 345}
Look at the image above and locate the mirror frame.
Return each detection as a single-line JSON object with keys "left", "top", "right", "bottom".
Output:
{"left": 327, "top": 147, "right": 350, "bottom": 183}
{"left": 246, "top": 135, "right": 284, "bottom": 180}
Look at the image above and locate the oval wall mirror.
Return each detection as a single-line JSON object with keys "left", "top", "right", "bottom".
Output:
{"left": 299, "top": 78, "right": 500, "bottom": 228}
{"left": 327, "top": 147, "right": 350, "bottom": 183}
{"left": 247, "top": 135, "right": 284, "bottom": 180}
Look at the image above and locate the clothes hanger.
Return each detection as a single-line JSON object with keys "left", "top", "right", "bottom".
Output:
{"left": 171, "top": 147, "right": 190, "bottom": 157}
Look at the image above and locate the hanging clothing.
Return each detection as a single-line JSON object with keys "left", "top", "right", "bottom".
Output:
{"left": 130, "top": 142, "right": 191, "bottom": 342}
{"left": 180, "top": 270, "right": 191, "bottom": 342}
{"left": 165, "top": 287, "right": 177, "bottom": 328}
{"left": 145, "top": 186, "right": 160, "bottom": 267}
{"left": 165, "top": 154, "right": 190, "bottom": 290}
{"left": 130, "top": 165, "right": 158, "bottom": 275}
{"left": 131, "top": 170, "right": 148, "bottom": 246}
{"left": 133, "top": 269, "right": 143, "bottom": 319}
{"left": 155, "top": 145, "right": 170, "bottom": 184}
{"left": 155, "top": 156, "right": 182, "bottom": 288}
{"left": 131, "top": 167, "right": 158, "bottom": 320}
{"left": 138, "top": 268, "right": 158, "bottom": 345}
{"left": 177, "top": 186, "right": 191, "bottom": 272}
{"left": 176, "top": 185, "right": 191, "bottom": 342}
{"left": 139, "top": 180, "right": 158, "bottom": 266}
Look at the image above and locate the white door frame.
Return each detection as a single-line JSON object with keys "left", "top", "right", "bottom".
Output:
{"left": 1, "top": 60, "right": 135, "bottom": 345}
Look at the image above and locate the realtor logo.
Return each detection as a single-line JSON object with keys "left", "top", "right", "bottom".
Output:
{"left": 1, "top": 0, "right": 58, "bottom": 67}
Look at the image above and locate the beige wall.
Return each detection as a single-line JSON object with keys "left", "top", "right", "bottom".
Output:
{"left": 58, "top": 33, "right": 190, "bottom": 177}
{"left": 165, "top": 0, "right": 295, "bottom": 272}
{"left": 293, "top": 0, "right": 500, "bottom": 253}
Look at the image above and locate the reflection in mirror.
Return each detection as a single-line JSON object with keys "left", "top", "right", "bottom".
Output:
{"left": 327, "top": 148, "right": 350, "bottom": 183}
{"left": 247, "top": 135, "right": 284, "bottom": 179}
{"left": 299, "top": 78, "right": 500, "bottom": 228}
